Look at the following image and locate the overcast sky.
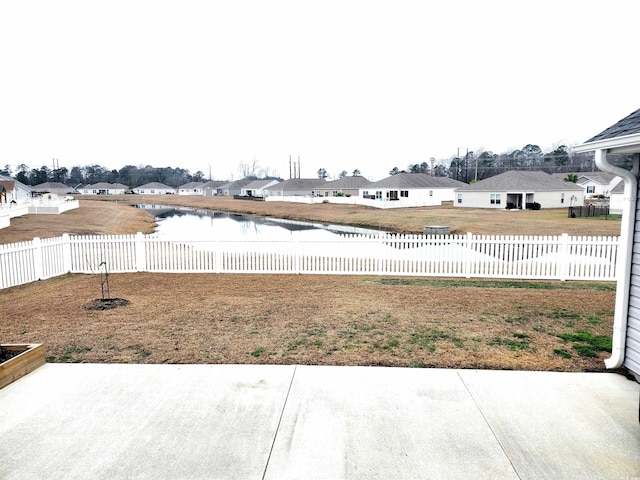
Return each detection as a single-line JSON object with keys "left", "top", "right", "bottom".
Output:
{"left": 1, "top": 0, "right": 639, "bottom": 182}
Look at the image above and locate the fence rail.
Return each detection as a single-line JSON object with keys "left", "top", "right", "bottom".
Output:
{"left": 0, "top": 232, "right": 620, "bottom": 290}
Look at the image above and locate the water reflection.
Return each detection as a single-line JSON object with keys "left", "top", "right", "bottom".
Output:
{"left": 136, "top": 205, "right": 384, "bottom": 240}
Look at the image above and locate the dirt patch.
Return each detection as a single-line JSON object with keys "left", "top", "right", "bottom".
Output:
{"left": 0, "top": 348, "right": 22, "bottom": 363}
{"left": 84, "top": 298, "right": 130, "bottom": 311}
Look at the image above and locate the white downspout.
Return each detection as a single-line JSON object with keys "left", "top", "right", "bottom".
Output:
{"left": 594, "top": 149, "right": 639, "bottom": 369}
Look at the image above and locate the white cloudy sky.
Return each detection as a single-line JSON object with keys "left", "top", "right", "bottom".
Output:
{"left": 1, "top": 0, "right": 639, "bottom": 182}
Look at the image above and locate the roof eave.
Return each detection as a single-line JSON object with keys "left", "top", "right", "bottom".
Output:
{"left": 574, "top": 132, "right": 640, "bottom": 154}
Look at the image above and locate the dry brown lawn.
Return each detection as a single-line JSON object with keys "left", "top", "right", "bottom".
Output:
{"left": 0, "top": 198, "right": 619, "bottom": 371}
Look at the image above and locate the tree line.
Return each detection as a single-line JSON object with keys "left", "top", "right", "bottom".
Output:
{"left": 0, "top": 164, "right": 206, "bottom": 188}
{"left": 389, "top": 144, "right": 631, "bottom": 183}
{"left": 2, "top": 143, "right": 633, "bottom": 187}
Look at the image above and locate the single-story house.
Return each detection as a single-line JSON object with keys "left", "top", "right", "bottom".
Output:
{"left": 240, "top": 179, "right": 280, "bottom": 198}
{"left": 217, "top": 179, "right": 253, "bottom": 196}
{"left": 202, "top": 180, "right": 226, "bottom": 196}
{"left": 573, "top": 107, "right": 640, "bottom": 384}
{"left": 31, "top": 182, "right": 73, "bottom": 196}
{"left": 576, "top": 172, "right": 621, "bottom": 197}
{"left": 316, "top": 175, "right": 372, "bottom": 197}
{"left": 361, "top": 173, "right": 466, "bottom": 207}
{"left": 132, "top": 182, "right": 176, "bottom": 195}
{"left": 81, "top": 182, "right": 128, "bottom": 195}
{"left": 454, "top": 170, "right": 584, "bottom": 209}
{"left": 177, "top": 182, "right": 205, "bottom": 195}
{"left": 0, "top": 174, "right": 32, "bottom": 203}
{"left": 264, "top": 178, "right": 327, "bottom": 197}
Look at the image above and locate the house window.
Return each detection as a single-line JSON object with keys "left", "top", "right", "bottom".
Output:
{"left": 457, "top": 194, "right": 462, "bottom": 204}
{"left": 375, "top": 191, "right": 382, "bottom": 199}
{"left": 490, "top": 193, "right": 501, "bottom": 205}
{"left": 400, "top": 190, "right": 409, "bottom": 198}
{"left": 429, "top": 190, "right": 433, "bottom": 197}
{"left": 561, "top": 193, "right": 565, "bottom": 204}
{"left": 587, "top": 186, "right": 595, "bottom": 194}
{"left": 363, "top": 190, "right": 369, "bottom": 197}
{"left": 151, "top": 190, "right": 155, "bottom": 194}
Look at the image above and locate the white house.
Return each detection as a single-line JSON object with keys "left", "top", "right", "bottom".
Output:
{"left": 576, "top": 172, "right": 622, "bottom": 198}
{"left": 133, "top": 182, "right": 176, "bottom": 195}
{"left": 218, "top": 179, "right": 253, "bottom": 196}
{"left": 264, "top": 178, "right": 327, "bottom": 197}
{"left": 454, "top": 170, "right": 584, "bottom": 209}
{"left": 240, "top": 179, "right": 280, "bottom": 198}
{"left": 32, "top": 182, "right": 73, "bottom": 196}
{"left": 316, "top": 175, "right": 372, "bottom": 198}
{"left": 0, "top": 174, "right": 32, "bottom": 203}
{"left": 82, "top": 182, "right": 128, "bottom": 195}
{"left": 177, "top": 182, "right": 205, "bottom": 195}
{"left": 574, "top": 106, "right": 640, "bottom": 384}
{"left": 361, "top": 173, "right": 466, "bottom": 207}
{"left": 202, "top": 180, "right": 226, "bottom": 196}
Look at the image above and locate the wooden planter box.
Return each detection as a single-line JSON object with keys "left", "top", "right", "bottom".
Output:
{"left": 0, "top": 344, "right": 45, "bottom": 389}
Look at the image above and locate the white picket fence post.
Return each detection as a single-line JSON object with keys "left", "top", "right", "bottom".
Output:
{"left": 61, "top": 233, "right": 72, "bottom": 273}
{"left": 32, "top": 237, "right": 43, "bottom": 280}
{"left": 135, "top": 232, "right": 146, "bottom": 272}
{"left": 559, "top": 233, "right": 569, "bottom": 281}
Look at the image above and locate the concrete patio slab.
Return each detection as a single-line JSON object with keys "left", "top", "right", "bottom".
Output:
{"left": 0, "top": 363, "right": 295, "bottom": 480}
{"left": 459, "top": 369, "right": 640, "bottom": 479}
{"left": 265, "top": 366, "right": 518, "bottom": 479}
{"left": 0, "top": 363, "right": 638, "bottom": 479}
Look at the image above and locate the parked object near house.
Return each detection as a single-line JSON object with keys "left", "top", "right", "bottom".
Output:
{"left": 240, "top": 179, "right": 280, "bottom": 198}
{"left": 177, "top": 182, "right": 205, "bottom": 195}
{"left": 132, "top": 182, "right": 176, "bottom": 195}
{"left": 363, "top": 173, "right": 466, "bottom": 207}
{"left": 574, "top": 107, "right": 640, "bottom": 386}
{"left": 455, "top": 170, "right": 584, "bottom": 209}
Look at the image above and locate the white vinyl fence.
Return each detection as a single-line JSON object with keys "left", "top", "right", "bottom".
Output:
{"left": 0, "top": 232, "right": 619, "bottom": 290}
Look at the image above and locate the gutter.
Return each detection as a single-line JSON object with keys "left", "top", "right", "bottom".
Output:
{"left": 594, "top": 149, "right": 639, "bottom": 369}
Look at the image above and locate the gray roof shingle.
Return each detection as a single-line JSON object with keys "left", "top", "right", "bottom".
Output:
{"left": 586, "top": 108, "right": 640, "bottom": 142}
{"left": 322, "top": 176, "right": 373, "bottom": 189}
{"left": 369, "top": 173, "right": 466, "bottom": 189}
{"left": 456, "top": 171, "right": 583, "bottom": 192}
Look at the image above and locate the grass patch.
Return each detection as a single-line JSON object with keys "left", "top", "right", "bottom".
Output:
{"left": 556, "top": 331, "right": 612, "bottom": 358}
{"left": 53, "top": 345, "right": 92, "bottom": 363}
{"left": 251, "top": 348, "right": 265, "bottom": 357}
{"left": 378, "top": 278, "right": 614, "bottom": 291}
{"left": 553, "top": 348, "right": 572, "bottom": 359}
{"left": 488, "top": 336, "right": 530, "bottom": 350}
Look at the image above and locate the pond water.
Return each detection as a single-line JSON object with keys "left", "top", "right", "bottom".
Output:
{"left": 135, "top": 205, "right": 385, "bottom": 240}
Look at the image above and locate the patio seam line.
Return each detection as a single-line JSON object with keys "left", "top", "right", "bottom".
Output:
{"left": 261, "top": 364, "right": 298, "bottom": 480}
{"left": 456, "top": 370, "right": 522, "bottom": 479}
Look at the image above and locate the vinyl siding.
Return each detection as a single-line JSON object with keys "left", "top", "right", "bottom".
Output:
{"left": 625, "top": 188, "right": 640, "bottom": 376}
